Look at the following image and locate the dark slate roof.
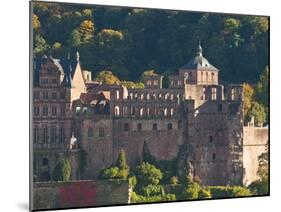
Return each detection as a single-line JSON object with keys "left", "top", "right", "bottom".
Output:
{"left": 180, "top": 43, "right": 219, "bottom": 72}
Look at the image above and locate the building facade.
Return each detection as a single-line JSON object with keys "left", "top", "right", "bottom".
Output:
{"left": 32, "top": 44, "right": 268, "bottom": 186}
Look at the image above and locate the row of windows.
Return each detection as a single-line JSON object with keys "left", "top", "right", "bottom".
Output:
{"left": 41, "top": 78, "right": 58, "bottom": 84}
{"left": 123, "top": 122, "right": 174, "bottom": 132}
{"left": 114, "top": 106, "right": 175, "bottom": 117}
{"left": 87, "top": 127, "right": 105, "bottom": 138}
{"left": 146, "top": 80, "right": 159, "bottom": 86}
{"left": 34, "top": 91, "right": 66, "bottom": 100}
{"left": 34, "top": 106, "right": 65, "bottom": 116}
{"left": 128, "top": 92, "right": 182, "bottom": 101}
{"left": 33, "top": 127, "right": 65, "bottom": 144}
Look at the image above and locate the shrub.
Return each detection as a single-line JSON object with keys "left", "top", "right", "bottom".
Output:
{"left": 198, "top": 188, "right": 212, "bottom": 199}
{"left": 136, "top": 162, "right": 163, "bottom": 186}
{"left": 53, "top": 158, "right": 71, "bottom": 182}
{"left": 170, "top": 176, "right": 179, "bottom": 185}
{"left": 100, "top": 166, "right": 119, "bottom": 179}
{"left": 141, "top": 185, "right": 165, "bottom": 197}
{"left": 183, "top": 181, "right": 201, "bottom": 200}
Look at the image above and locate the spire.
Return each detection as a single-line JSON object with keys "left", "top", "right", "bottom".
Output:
{"left": 196, "top": 40, "right": 203, "bottom": 56}
{"left": 76, "top": 51, "right": 80, "bottom": 62}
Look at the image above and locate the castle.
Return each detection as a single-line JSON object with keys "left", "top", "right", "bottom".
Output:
{"left": 32, "top": 44, "right": 268, "bottom": 186}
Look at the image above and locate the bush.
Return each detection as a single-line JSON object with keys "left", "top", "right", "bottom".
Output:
{"left": 183, "top": 181, "right": 201, "bottom": 200}
{"left": 100, "top": 166, "right": 120, "bottom": 179}
{"left": 170, "top": 176, "right": 179, "bottom": 185}
{"left": 198, "top": 188, "right": 212, "bottom": 199}
{"left": 141, "top": 185, "right": 165, "bottom": 197}
{"left": 52, "top": 158, "right": 71, "bottom": 182}
{"left": 131, "top": 192, "right": 176, "bottom": 203}
{"left": 129, "top": 176, "right": 137, "bottom": 189}
{"left": 248, "top": 180, "right": 269, "bottom": 195}
{"left": 136, "top": 162, "right": 163, "bottom": 186}
{"left": 209, "top": 186, "right": 251, "bottom": 198}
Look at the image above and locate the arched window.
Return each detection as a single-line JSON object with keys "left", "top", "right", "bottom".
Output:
{"left": 167, "top": 123, "right": 173, "bottom": 130}
{"left": 164, "top": 108, "right": 167, "bottom": 116}
{"left": 147, "top": 108, "right": 150, "bottom": 116}
{"left": 146, "top": 93, "right": 150, "bottom": 100}
{"left": 171, "top": 108, "right": 174, "bottom": 116}
{"left": 114, "top": 106, "right": 120, "bottom": 116}
{"left": 140, "top": 93, "right": 144, "bottom": 100}
{"left": 42, "top": 158, "right": 49, "bottom": 166}
{"left": 88, "top": 127, "right": 94, "bottom": 138}
{"left": 211, "top": 72, "right": 215, "bottom": 81}
{"left": 140, "top": 108, "right": 144, "bottom": 116}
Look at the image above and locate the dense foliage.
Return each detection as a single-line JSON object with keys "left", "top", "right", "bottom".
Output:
{"left": 53, "top": 158, "right": 72, "bottom": 182}
{"left": 33, "top": 2, "right": 268, "bottom": 84}
{"left": 100, "top": 149, "right": 129, "bottom": 180}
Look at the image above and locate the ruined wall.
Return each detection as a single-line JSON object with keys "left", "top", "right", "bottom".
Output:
{"left": 78, "top": 116, "right": 114, "bottom": 179}
{"left": 185, "top": 99, "right": 244, "bottom": 186}
{"left": 32, "top": 180, "right": 130, "bottom": 210}
{"left": 243, "top": 126, "right": 268, "bottom": 186}
{"left": 113, "top": 118, "right": 184, "bottom": 168}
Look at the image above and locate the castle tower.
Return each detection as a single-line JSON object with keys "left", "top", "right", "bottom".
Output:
{"left": 179, "top": 42, "right": 219, "bottom": 85}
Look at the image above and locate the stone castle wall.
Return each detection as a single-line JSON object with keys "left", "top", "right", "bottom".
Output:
{"left": 32, "top": 180, "right": 130, "bottom": 210}
{"left": 243, "top": 126, "right": 268, "bottom": 186}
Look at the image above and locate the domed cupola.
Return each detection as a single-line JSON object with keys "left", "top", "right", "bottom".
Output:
{"left": 179, "top": 41, "right": 219, "bottom": 85}
{"left": 180, "top": 42, "right": 218, "bottom": 71}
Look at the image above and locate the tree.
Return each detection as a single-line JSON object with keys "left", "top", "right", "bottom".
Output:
{"left": 95, "top": 70, "right": 120, "bottom": 84}
{"left": 100, "top": 166, "right": 119, "bottom": 179}
{"left": 53, "top": 158, "right": 71, "bottom": 182}
{"left": 257, "top": 151, "right": 269, "bottom": 181}
{"left": 34, "top": 34, "right": 49, "bottom": 54}
{"left": 183, "top": 181, "right": 201, "bottom": 200}
{"left": 254, "top": 66, "right": 269, "bottom": 122}
{"left": 68, "top": 29, "right": 81, "bottom": 47}
{"left": 79, "top": 20, "right": 94, "bottom": 42}
{"left": 247, "top": 101, "right": 266, "bottom": 126}
{"left": 243, "top": 83, "right": 254, "bottom": 122}
{"left": 116, "top": 149, "right": 129, "bottom": 170}
{"left": 32, "top": 14, "right": 40, "bottom": 32}
{"left": 136, "top": 162, "right": 163, "bottom": 186}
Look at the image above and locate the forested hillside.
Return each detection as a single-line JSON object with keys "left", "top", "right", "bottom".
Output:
{"left": 32, "top": 2, "right": 269, "bottom": 84}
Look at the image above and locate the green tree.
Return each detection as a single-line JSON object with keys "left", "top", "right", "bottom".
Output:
{"left": 257, "top": 151, "right": 269, "bottom": 181}
{"left": 53, "top": 158, "right": 71, "bottom": 182}
{"left": 136, "top": 162, "right": 163, "bottom": 186}
{"left": 68, "top": 29, "right": 81, "bottom": 47}
{"left": 243, "top": 83, "right": 254, "bottom": 121}
{"left": 95, "top": 70, "right": 120, "bottom": 84}
{"left": 116, "top": 149, "right": 129, "bottom": 170}
{"left": 254, "top": 66, "right": 269, "bottom": 122}
{"left": 247, "top": 101, "right": 266, "bottom": 126}
{"left": 34, "top": 34, "right": 49, "bottom": 54}
{"left": 183, "top": 181, "right": 201, "bottom": 200}
{"left": 79, "top": 20, "right": 94, "bottom": 42}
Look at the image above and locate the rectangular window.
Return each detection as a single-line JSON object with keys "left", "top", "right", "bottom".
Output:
{"left": 153, "top": 123, "right": 158, "bottom": 131}
{"left": 60, "top": 92, "right": 66, "bottom": 99}
{"left": 43, "top": 128, "right": 48, "bottom": 144}
{"left": 209, "top": 136, "right": 213, "bottom": 143}
{"left": 211, "top": 88, "right": 217, "bottom": 100}
{"left": 51, "top": 92, "right": 57, "bottom": 99}
{"left": 51, "top": 106, "right": 57, "bottom": 116}
{"left": 98, "top": 128, "right": 105, "bottom": 137}
{"left": 34, "top": 91, "right": 40, "bottom": 99}
{"left": 51, "top": 128, "right": 56, "bottom": 143}
{"left": 218, "top": 104, "right": 223, "bottom": 112}
{"left": 137, "top": 123, "right": 142, "bottom": 131}
{"left": 42, "top": 92, "right": 48, "bottom": 99}
{"left": 34, "top": 106, "right": 40, "bottom": 116}
{"left": 212, "top": 153, "right": 216, "bottom": 160}
{"left": 124, "top": 123, "right": 129, "bottom": 131}
{"left": 60, "top": 128, "right": 65, "bottom": 144}
{"left": 61, "top": 106, "right": 65, "bottom": 116}
{"left": 34, "top": 128, "right": 39, "bottom": 144}
{"left": 42, "top": 106, "right": 48, "bottom": 116}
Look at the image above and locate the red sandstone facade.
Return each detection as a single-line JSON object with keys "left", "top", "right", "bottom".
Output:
{"left": 32, "top": 45, "right": 268, "bottom": 186}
